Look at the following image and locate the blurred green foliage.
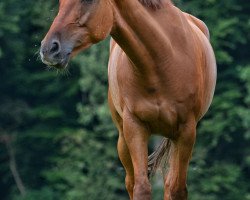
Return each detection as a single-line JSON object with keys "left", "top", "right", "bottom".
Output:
{"left": 0, "top": 0, "right": 249, "bottom": 200}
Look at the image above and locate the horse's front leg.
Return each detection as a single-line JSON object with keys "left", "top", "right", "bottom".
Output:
{"left": 117, "top": 131, "right": 134, "bottom": 199}
{"left": 108, "top": 93, "right": 134, "bottom": 199}
{"left": 123, "top": 108, "right": 151, "bottom": 200}
{"left": 164, "top": 118, "right": 196, "bottom": 200}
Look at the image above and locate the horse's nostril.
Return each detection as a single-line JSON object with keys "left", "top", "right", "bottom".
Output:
{"left": 42, "top": 49, "right": 46, "bottom": 55}
{"left": 50, "top": 40, "right": 60, "bottom": 54}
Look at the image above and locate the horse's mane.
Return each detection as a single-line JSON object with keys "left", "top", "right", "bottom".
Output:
{"left": 139, "top": 0, "right": 172, "bottom": 9}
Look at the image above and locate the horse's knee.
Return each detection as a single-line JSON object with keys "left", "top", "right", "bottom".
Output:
{"left": 170, "top": 187, "right": 188, "bottom": 200}
{"left": 164, "top": 178, "right": 188, "bottom": 200}
{"left": 133, "top": 177, "right": 151, "bottom": 200}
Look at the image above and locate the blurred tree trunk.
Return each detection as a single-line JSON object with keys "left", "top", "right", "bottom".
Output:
{"left": 0, "top": 134, "right": 26, "bottom": 197}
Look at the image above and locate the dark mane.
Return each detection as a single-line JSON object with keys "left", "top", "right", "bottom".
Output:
{"left": 139, "top": 0, "right": 170, "bottom": 9}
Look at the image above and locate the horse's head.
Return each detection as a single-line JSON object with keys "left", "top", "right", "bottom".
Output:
{"left": 40, "top": 0, "right": 114, "bottom": 69}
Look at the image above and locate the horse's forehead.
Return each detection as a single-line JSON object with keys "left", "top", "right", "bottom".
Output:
{"left": 59, "top": 0, "right": 80, "bottom": 15}
{"left": 60, "top": 0, "right": 79, "bottom": 8}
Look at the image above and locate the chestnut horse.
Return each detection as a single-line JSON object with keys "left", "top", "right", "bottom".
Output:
{"left": 40, "top": 0, "right": 216, "bottom": 199}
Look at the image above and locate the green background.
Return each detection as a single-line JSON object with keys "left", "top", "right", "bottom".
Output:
{"left": 0, "top": 0, "right": 249, "bottom": 199}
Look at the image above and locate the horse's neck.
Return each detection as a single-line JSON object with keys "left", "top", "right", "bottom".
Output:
{"left": 111, "top": 0, "right": 173, "bottom": 72}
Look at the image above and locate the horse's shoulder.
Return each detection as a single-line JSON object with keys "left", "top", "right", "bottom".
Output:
{"left": 183, "top": 12, "right": 210, "bottom": 40}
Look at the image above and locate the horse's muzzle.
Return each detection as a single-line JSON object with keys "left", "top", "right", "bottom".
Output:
{"left": 40, "top": 39, "right": 71, "bottom": 69}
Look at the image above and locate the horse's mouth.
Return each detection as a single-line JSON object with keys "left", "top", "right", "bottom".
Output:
{"left": 41, "top": 54, "right": 70, "bottom": 69}
{"left": 50, "top": 62, "right": 68, "bottom": 69}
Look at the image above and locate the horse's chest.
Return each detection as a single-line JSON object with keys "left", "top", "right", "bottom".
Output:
{"left": 108, "top": 43, "right": 190, "bottom": 135}
{"left": 108, "top": 45, "right": 123, "bottom": 116}
{"left": 127, "top": 97, "right": 179, "bottom": 135}
{"left": 127, "top": 98, "right": 160, "bottom": 121}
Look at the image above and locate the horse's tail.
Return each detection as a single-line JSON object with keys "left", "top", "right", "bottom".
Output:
{"left": 148, "top": 138, "right": 171, "bottom": 178}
